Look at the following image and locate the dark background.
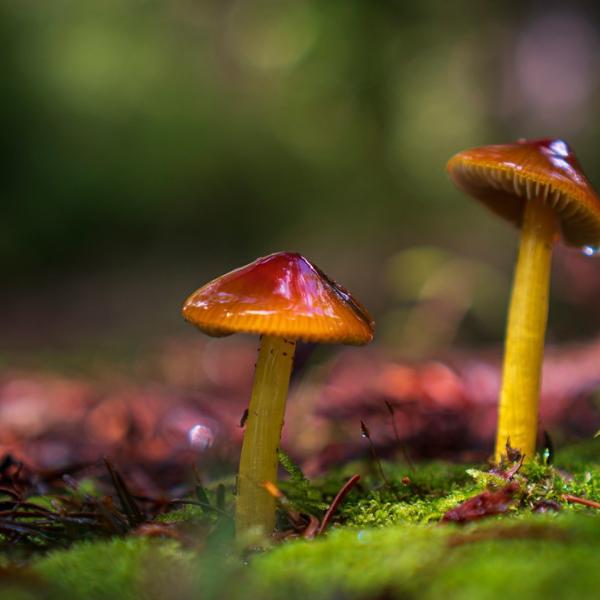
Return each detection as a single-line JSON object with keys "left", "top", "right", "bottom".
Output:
{"left": 4, "top": 0, "right": 600, "bottom": 371}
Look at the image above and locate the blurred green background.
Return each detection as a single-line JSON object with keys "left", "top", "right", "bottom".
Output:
{"left": 4, "top": 0, "right": 600, "bottom": 366}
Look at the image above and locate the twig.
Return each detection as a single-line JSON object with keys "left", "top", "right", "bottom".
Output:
{"left": 384, "top": 400, "right": 415, "bottom": 471}
{"left": 563, "top": 494, "right": 600, "bottom": 509}
{"left": 317, "top": 474, "right": 361, "bottom": 536}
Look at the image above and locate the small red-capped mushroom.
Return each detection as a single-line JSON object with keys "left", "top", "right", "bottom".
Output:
{"left": 447, "top": 139, "right": 600, "bottom": 461}
{"left": 182, "top": 252, "right": 374, "bottom": 538}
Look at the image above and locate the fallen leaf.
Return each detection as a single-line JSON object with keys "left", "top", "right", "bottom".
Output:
{"left": 442, "top": 483, "right": 519, "bottom": 523}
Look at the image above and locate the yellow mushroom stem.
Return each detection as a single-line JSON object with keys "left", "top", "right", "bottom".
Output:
{"left": 236, "top": 334, "right": 296, "bottom": 537}
{"left": 495, "top": 198, "right": 557, "bottom": 462}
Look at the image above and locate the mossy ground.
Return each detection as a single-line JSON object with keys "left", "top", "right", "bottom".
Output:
{"left": 3, "top": 441, "right": 600, "bottom": 600}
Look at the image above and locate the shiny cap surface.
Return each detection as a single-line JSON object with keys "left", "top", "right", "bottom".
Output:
{"left": 447, "top": 138, "right": 600, "bottom": 247}
{"left": 182, "top": 252, "right": 374, "bottom": 344}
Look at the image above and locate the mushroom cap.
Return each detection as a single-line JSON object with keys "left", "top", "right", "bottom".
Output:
{"left": 182, "top": 252, "right": 374, "bottom": 345}
{"left": 447, "top": 138, "right": 600, "bottom": 248}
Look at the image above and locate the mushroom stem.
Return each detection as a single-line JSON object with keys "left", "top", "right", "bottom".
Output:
{"left": 236, "top": 335, "right": 296, "bottom": 537}
{"left": 495, "top": 198, "right": 557, "bottom": 462}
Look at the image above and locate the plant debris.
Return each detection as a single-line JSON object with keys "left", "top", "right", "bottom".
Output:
{"left": 563, "top": 494, "right": 600, "bottom": 510}
{"left": 0, "top": 453, "right": 224, "bottom": 554}
{"left": 268, "top": 474, "right": 361, "bottom": 540}
{"left": 442, "top": 483, "right": 519, "bottom": 523}
{"left": 317, "top": 474, "right": 361, "bottom": 536}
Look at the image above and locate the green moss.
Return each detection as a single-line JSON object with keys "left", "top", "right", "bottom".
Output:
{"left": 277, "top": 450, "right": 329, "bottom": 514}
{"left": 0, "top": 587, "right": 41, "bottom": 600}
{"left": 555, "top": 439, "right": 600, "bottom": 470}
{"left": 335, "top": 461, "right": 481, "bottom": 526}
{"left": 343, "top": 487, "right": 477, "bottom": 526}
{"left": 4, "top": 446, "right": 600, "bottom": 599}
{"left": 23, "top": 512, "right": 600, "bottom": 600}
{"left": 155, "top": 504, "right": 205, "bottom": 524}
{"left": 34, "top": 537, "right": 195, "bottom": 600}
{"left": 385, "top": 460, "right": 475, "bottom": 492}
{"left": 249, "top": 514, "right": 600, "bottom": 600}
{"left": 424, "top": 525, "right": 600, "bottom": 600}
{"left": 250, "top": 523, "right": 447, "bottom": 600}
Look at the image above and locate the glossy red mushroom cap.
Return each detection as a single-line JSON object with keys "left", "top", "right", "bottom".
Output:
{"left": 182, "top": 252, "right": 375, "bottom": 345}
{"left": 447, "top": 138, "right": 600, "bottom": 247}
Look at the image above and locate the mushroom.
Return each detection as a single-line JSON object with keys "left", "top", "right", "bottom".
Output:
{"left": 447, "top": 139, "right": 600, "bottom": 462}
{"left": 182, "top": 251, "right": 374, "bottom": 536}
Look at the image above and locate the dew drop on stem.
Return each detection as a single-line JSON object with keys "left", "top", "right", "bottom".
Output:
{"left": 581, "top": 245, "right": 600, "bottom": 256}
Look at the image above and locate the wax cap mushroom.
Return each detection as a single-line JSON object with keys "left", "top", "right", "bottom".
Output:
{"left": 182, "top": 251, "right": 374, "bottom": 344}
{"left": 447, "top": 138, "right": 600, "bottom": 462}
{"left": 182, "top": 251, "right": 374, "bottom": 540}
{"left": 447, "top": 138, "right": 600, "bottom": 248}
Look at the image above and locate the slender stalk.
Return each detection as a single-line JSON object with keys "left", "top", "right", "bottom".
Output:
{"left": 236, "top": 335, "right": 296, "bottom": 537}
{"left": 495, "top": 199, "right": 556, "bottom": 462}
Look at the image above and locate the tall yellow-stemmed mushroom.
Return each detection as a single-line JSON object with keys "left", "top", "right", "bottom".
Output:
{"left": 447, "top": 139, "right": 600, "bottom": 461}
{"left": 182, "top": 251, "right": 374, "bottom": 538}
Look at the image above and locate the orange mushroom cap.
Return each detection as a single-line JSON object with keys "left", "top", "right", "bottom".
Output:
{"left": 447, "top": 138, "right": 600, "bottom": 248}
{"left": 182, "top": 252, "right": 374, "bottom": 344}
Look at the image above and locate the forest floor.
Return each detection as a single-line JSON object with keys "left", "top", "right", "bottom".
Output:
{"left": 2, "top": 336, "right": 600, "bottom": 599}
{"left": 1, "top": 441, "right": 600, "bottom": 600}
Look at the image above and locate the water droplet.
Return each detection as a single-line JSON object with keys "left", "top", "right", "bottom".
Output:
{"left": 357, "top": 530, "right": 371, "bottom": 543}
{"left": 582, "top": 245, "right": 600, "bottom": 257}
{"left": 188, "top": 424, "right": 215, "bottom": 451}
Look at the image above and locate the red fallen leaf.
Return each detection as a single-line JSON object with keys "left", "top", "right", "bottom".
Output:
{"left": 442, "top": 483, "right": 519, "bottom": 523}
